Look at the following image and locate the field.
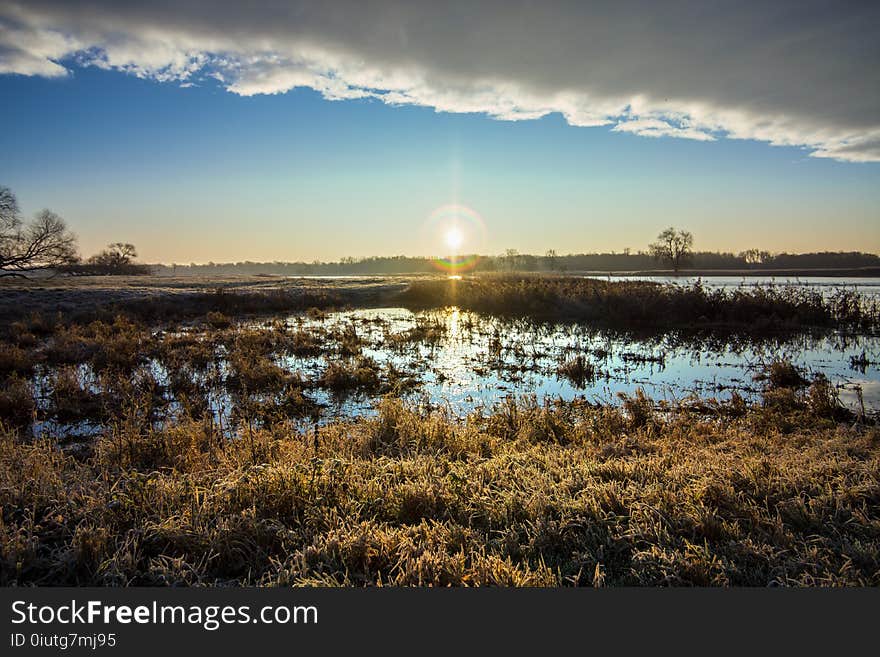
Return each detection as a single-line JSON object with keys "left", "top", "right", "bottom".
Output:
{"left": 1, "top": 274, "right": 878, "bottom": 586}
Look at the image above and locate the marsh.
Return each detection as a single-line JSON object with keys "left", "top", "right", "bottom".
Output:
{"left": 0, "top": 274, "right": 878, "bottom": 586}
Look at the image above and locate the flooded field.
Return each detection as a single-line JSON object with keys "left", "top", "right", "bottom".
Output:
{"left": 585, "top": 275, "right": 880, "bottom": 299}
{"left": 28, "top": 304, "right": 880, "bottom": 439}
{"left": 259, "top": 307, "right": 880, "bottom": 415}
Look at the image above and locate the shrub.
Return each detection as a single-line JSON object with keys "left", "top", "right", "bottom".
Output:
{"left": 0, "top": 375, "right": 35, "bottom": 428}
{"left": 206, "top": 311, "right": 232, "bottom": 329}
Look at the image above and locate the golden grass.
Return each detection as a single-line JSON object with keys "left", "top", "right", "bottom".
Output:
{"left": 397, "top": 275, "right": 879, "bottom": 332}
{"left": 1, "top": 389, "right": 877, "bottom": 586}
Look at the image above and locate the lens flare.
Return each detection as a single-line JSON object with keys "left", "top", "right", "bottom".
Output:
{"left": 423, "top": 204, "right": 487, "bottom": 273}
{"left": 433, "top": 254, "right": 481, "bottom": 273}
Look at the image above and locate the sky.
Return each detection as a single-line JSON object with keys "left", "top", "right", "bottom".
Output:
{"left": 1, "top": 0, "right": 879, "bottom": 263}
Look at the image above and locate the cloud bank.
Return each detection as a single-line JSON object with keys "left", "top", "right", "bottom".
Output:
{"left": 1, "top": 0, "right": 878, "bottom": 162}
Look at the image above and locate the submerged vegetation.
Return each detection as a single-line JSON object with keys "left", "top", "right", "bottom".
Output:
{"left": 0, "top": 276, "right": 878, "bottom": 586}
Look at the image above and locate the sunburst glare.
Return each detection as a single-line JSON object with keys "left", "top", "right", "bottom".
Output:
{"left": 445, "top": 226, "right": 464, "bottom": 250}
{"left": 423, "top": 203, "right": 487, "bottom": 274}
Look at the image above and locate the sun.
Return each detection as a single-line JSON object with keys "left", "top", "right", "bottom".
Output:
{"left": 445, "top": 226, "right": 464, "bottom": 250}
{"left": 423, "top": 204, "right": 485, "bottom": 273}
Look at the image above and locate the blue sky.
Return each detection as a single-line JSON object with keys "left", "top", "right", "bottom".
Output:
{"left": 1, "top": 2, "right": 879, "bottom": 262}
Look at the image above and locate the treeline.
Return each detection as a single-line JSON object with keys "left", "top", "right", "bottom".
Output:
{"left": 61, "top": 262, "right": 153, "bottom": 276}
{"left": 151, "top": 251, "right": 880, "bottom": 276}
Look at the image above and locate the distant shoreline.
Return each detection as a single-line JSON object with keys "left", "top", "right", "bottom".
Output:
{"left": 574, "top": 267, "right": 880, "bottom": 278}
{"left": 283, "top": 268, "right": 880, "bottom": 278}
{"left": 142, "top": 265, "right": 880, "bottom": 279}
{"left": 5, "top": 267, "right": 880, "bottom": 282}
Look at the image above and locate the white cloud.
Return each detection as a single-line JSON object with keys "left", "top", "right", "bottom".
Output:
{"left": 0, "top": 0, "right": 878, "bottom": 162}
{"left": 612, "top": 118, "right": 716, "bottom": 142}
{"left": 0, "top": 18, "right": 73, "bottom": 76}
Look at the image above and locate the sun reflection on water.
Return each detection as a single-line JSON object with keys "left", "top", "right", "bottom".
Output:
{"left": 446, "top": 306, "right": 461, "bottom": 340}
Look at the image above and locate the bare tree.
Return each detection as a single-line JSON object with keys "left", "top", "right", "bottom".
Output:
{"left": 0, "top": 186, "right": 79, "bottom": 275}
{"left": 1, "top": 186, "right": 23, "bottom": 263}
{"left": 503, "top": 248, "right": 520, "bottom": 271}
{"left": 545, "top": 249, "right": 568, "bottom": 272}
{"left": 739, "top": 248, "right": 772, "bottom": 267}
{"left": 649, "top": 227, "right": 693, "bottom": 272}
{"left": 69, "top": 242, "right": 151, "bottom": 275}
{"left": 89, "top": 242, "right": 138, "bottom": 268}
{"left": 0, "top": 185, "right": 19, "bottom": 226}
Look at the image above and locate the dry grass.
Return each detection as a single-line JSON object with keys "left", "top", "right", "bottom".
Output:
{"left": 557, "top": 355, "right": 598, "bottom": 388}
{"left": 398, "top": 276, "right": 879, "bottom": 332}
{"left": 0, "top": 375, "right": 35, "bottom": 428}
{"left": 0, "top": 382, "right": 877, "bottom": 587}
{"left": 0, "top": 275, "right": 406, "bottom": 328}
{"left": 319, "top": 356, "right": 382, "bottom": 394}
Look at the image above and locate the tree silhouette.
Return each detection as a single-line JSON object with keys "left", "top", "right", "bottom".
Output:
{"left": 649, "top": 227, "right": 693, "bottom": 272}
{"left": 0, "top": 186, "right": 78, "bottom": 276}
{"left": 88, "top": 242, "right": 138, "bottom": 268}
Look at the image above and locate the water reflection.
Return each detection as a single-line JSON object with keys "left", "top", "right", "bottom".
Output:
{"left": 277, "top": 306, "right": 880, "bottom": 416}
{"left": 30, "top": 305, "right": 880, "bottom": 439}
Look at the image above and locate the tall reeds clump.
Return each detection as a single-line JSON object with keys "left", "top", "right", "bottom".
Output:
{"left": 397, "top": 276, "right": 879, "bottom": 332}
{"left": 557, "top": 354, "right": 597, "bottom": 387}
